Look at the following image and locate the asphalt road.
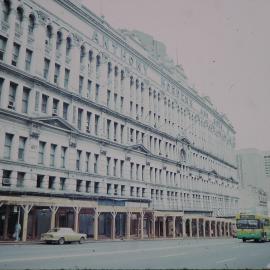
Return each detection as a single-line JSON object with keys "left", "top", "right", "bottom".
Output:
{"left": 0, "top": 238, "right": 269, "bottom": 269}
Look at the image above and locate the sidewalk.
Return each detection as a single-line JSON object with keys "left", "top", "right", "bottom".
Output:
{"left": 0, "top": 236, "right": 231, "bottom": 245}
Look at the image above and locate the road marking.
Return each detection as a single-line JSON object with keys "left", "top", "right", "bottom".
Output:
{"left": 161, "top": 252, "right": 187, "bottom": 258}
{"left": 216, "top": 257, "right": 236, "bottom": 264}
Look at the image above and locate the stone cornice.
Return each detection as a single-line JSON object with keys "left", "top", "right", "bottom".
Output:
{"left": 0, "top": 62, "right": 237, "bottom": 170}
{"left": 50, "top": 0, "right": 235, "bottom": 132}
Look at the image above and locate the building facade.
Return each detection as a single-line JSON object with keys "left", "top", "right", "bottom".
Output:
{"left": 0, "top": 0, "right": 238, "bottom": 242}
{"left": 237, "top": 149, "right": 268, "bottom": 215}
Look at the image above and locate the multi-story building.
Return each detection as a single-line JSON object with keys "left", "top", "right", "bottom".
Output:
{"left": 237, "top": 149, "right": 268, "bottom": 215}
{"left": 0, "top": 0, "right": 238, "bottom": 242}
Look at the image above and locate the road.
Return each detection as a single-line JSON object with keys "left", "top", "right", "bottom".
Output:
{"left": 0, "top": 238, "right": 269, "bottom": 269}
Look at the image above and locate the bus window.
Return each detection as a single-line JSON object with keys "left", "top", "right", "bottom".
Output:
{"left": 236, "top": 219, "right": 258, "bottom": 229}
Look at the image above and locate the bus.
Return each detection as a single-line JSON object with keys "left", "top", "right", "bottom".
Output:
{"left": 236, "top": 213, "right": 270, "bottom": 242}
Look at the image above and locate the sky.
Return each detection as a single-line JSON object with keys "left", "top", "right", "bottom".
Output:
{"left": 81, "top": 0, "right": 270, "bottom": 151}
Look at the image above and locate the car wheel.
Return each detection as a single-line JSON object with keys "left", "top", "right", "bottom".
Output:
{"left": 79, "top": 237, "right": 85, "bottom": 244}
{"left": 243, "top": 239, "right": 246, "bottom": 242}
{"left": 58, "top": 237, "right": 65, "bottom": 245}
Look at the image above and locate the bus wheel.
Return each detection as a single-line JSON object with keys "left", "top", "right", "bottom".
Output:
{"left": 243, "top": 239, "right": 246, "bottom": 242}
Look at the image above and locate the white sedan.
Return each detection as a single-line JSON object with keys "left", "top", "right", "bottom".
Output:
{"left": 41, "top": 227, "right": 87, "bottom": 244}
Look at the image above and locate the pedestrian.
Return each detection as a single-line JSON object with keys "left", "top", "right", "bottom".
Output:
{"left": 13, "top": 223, "right": 21, "bottom": 241}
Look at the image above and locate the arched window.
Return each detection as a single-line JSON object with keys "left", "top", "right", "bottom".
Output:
{"left": 16, "top": 7, "right": 23, "bottom": 25}
{"left": 80, "top": 46, "right": 85, "bottom": 63}
{"left": 28, "top": 14, "right": 35, "bottom": 34}
{"left": 56, "top": 31, "right": 62, "bottom": 50}
{"left": 121, "top": 70, "right": 124, "bottom": 81}
{"left": 66, "top": 37, "right": 71, "bottom": 56}
{"left": 45, "top": 25, "right": 53, "bottom": 46}
{"left": 3, "top": 0, "right": 11, "bottom": 22}
{"left": 135, "top": 79, "right": 139, "bottom": 89}
{"left": 96, "top": 55, "right": 100, "bottom": 73}
{"left": 114, "top": 66, "right": 118, "bottom": 77}
{"left": 130, "top": 76, "right": 133, "bottom": 87}
{"left": 107, "top": 62, "right": 112, "bottom": 76}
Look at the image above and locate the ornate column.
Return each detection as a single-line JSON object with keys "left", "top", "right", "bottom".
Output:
{"left": 74, "top": 207, "right": 81, "bottom": 232}
{"left": 152, "top": 212, "right": 156, "bottom": 238}
{"left": 111, "top": 212, "right": 116, "bottom": 240}
{"left": 50, "top": 206, "right": 58, "bottom": 229}
{"left": 22, "top": 205, "right": 33, "bottom": 242}
{"left": 126, "top": 212, "right": 131, "bottom": 239}
{"left": 140, "top": 212, "right": 144, "bottom": 239}
{"left": 93, "top": 209, "right": 99, "bottom": 240}
{"left": 182, "top": 218, "right": 186, "bottom": 237}
{"left": 163, "top": 216, "right": 166, "bottom": 238}
{"left": 5, "top": 7, "right": 17, "bottom": 64}
{"left": 172, "top": 216, "right": 176, "bottom": 238}
{"left": 32, "top": 11, "right": 47, "bottom": 77}
{"left": 18, "top": 15, "right": 29, "bottom": 70}
{"left": 196, "top": 218, "right": 199, "bottom": 238}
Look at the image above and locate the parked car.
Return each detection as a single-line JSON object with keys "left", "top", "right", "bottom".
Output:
{"left": 41, "top": 227, "right": 87, "bottom": 244}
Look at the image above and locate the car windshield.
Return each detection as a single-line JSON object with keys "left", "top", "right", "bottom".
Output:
{"left": 236, "top": 219, "right": 258, "bottom": 229}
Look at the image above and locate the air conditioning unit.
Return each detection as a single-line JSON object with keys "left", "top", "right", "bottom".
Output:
{"left": 8, "top": 101, "right": 15, "bottom": 110}
{"left": 2, "top": 178, "right": 11, "bottom": 186}
{"left": 52, "top": 109, "right": 58, "bottom": 116}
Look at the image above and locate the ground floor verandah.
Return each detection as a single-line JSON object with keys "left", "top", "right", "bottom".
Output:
{"left": 0, "top": 195, "right": 235, "bottom": 242}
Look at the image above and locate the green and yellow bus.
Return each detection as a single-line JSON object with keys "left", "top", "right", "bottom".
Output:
{"left": 236, "top": 213, "right": 270, "bottom": 242}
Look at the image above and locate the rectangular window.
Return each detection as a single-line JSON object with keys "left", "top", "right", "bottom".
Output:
{"left": 107, "top": 90, "right": 111, "bottom": 107}
{"left": 64, "top": 68, "right": 70, "bottom": 89}
{"left": 95, "top": 84, "right": 99, "bottom": 102}
{"left": 21, "top": 87, "right": 30, "bottom": 114}
{"left": 54, "top": 63, "right": 60, "bottom": 84}
{"left": 4, "top": 133, "right": 13, "bottom": 159}
{"left": 120, "top": 160, "right": 124, "bottom": 178}
{"left": 52, "top": 98, "right": 59, "bottom": 116}
{"left": 77, "top": 108, "right": 83, "bottom": 130}
{"left": 50, "top": 144, "right": 56, "bottom": 167}
{"left": 18, "top": 136, "right": 26, "bottom": 161}
{"left": 106, "top": 157, "right": 111, "bottom": 175}
{"left": 8, "top": 82, "right": 17, "bottom": 110}
{"left": 113, "top": 122, "right": 117, "bottom": 141}
{"left": 94, "top": 154, "right": 99, "bottom": 173}
{"left": 107, "top": 183, "right": 112, "bottom": 195}
{"left": 79, "top": 76, "right": 84, "bottom": 95}
{"left": 94, "top": 182, "right": 99, "bottom": 194}
{"left": 76, "top": 150, "right": 81, "bottom": 170}
{"left": 113, "top": 159, "right": 117, "bottom": 177}
{"left": 24, "top": 49, "right": 32, "bottom": 71}
{"left": 86, "top": 111, "right": 91, "bottom": 133}
{"left": 85, "top": 152, "right": 90, "bottom": 172}
{"left": 130, "top": 162, "right": 134, "bottom": 180}
{"left": 107, "top": 119, "right": 111, "bottom": 139}
{"left": 41, "top": 94, "right": 48, "bottom": 113}
{"left": 120, "top": 96, "right": 124, "bottom": 112}
{"left": 94, "top": 115, "right": 99, "bottom": 135}
{"left": 36, "top": 174, "right": 44, "bottom": 188}
{"left": 0, "top": 78, "right": 3, "bottom": 104}
{"left": 34, "top": 91, "right": 40, "bottom": 112}
{"left": 2, "top": 170, "right": 11, "bottom": 186}
{"left": 60, "top": 146, "right": 66, "bottom": 168}
{"left": 76, "top": 179, "right": 82, "bottom": 192}
{"left": 17, "top": 172, "right": 25, "bottom": 187}
{"left": 121, "top": 185, "right": 125, "bottom": 196}
{"left": 87, "top": 80, "right": 92, "bottom": 98}
{"left": 43, "top": 58, "right": 50, "bottom": 79}
{"left": 63, "top": 102, "right": 69, "bottom": 120}
{"left": 85, "top": 181, "right": 91, "bottom": 193}
{"left": 60, "top": 177, "right": 66, "bottom": 190}
{"left": 0, "top": 36, "right": 7, "bottom": 61}
{"left": 48, "top": 176, "right": 55, "bottom": 190}
{"left": 38, "top": 141, "right": 45, "bottom": 164}
{"left": 12, "top": 43, "right": 20, "bottom": 66}
{"left": 114, "top": 93, "right": 117, "bottom": 109}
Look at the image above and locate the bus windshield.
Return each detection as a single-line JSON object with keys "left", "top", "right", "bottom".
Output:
{"left": 236, "top": 219, "right": 258, "bottom": 229}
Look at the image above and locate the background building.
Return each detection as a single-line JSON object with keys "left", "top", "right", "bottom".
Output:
{"left": 237, "top": 149, "right": 268, "bottom": 215}
{"left": 0, "top": 0, "right": 238, "bottom": 241}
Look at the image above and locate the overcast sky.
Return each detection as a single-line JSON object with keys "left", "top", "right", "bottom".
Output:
{"left": 81, "top": 0, "right": 270, "bottom": 151}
